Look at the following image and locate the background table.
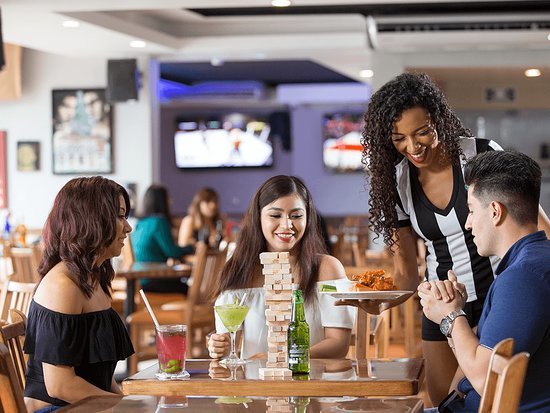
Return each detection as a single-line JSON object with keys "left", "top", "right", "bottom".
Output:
{"left": 115, "top": 262, "right": 191, "bottom": 320}
{"left": 122, "top": 358, "right": 424, "bottom": 397}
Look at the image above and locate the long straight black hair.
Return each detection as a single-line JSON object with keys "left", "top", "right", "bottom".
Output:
{"left": 215, "top": 175, "right": 325, "bottom": 301}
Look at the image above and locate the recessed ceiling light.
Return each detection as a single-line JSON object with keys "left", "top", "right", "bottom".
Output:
{"left": 359, "top": 69, "right": 374, "bottom": 78}
{"left": 210, "top": 57, "right": 224, "bottom": 67}
{"left": 547, "top": 33, "right": 550, "bottom": 41}
{"left": 130, "top": 40, "right": 147, "bottom": 48}
{"left": 525, "top": 68, "right": 541, "bottom": 78}
{"left": 62, "top": 20, "right": 80, "bottom": 28}
{"left": 272, "top": 0, "right": 292, "bottom": 7}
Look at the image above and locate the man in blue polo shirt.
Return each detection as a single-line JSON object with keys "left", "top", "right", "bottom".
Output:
{"left": 418, "top": 150, "right": 550, "bottom": 412}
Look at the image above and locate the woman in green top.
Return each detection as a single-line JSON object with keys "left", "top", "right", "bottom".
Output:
{"left": 131, "top": 184, "right": 193, "bottom": 294}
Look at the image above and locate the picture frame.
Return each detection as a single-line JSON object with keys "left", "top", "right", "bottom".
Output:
{"left": 51, "top": 88, "right": 113, "bottom": 174}
{"left": 0, "top": 131, "right": 7, "bottom": 208}
{"left": 17, "top": 141, "right": 40, "bottom": 172}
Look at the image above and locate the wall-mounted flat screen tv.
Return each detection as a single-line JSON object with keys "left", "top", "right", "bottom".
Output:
{"left": 322, "top": 112, "right": 365, "bottom": 172}
{"left": 174, "top": 112, "right": 274, "bottom": 169}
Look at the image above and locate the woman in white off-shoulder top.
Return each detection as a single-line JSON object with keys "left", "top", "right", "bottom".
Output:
{"left": 207, "top": 175, "right": 354, "bottom": 359}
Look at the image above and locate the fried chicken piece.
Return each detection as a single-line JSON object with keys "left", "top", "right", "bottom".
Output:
{"left": 351, "top": 269, "right": 396, "bottom": 291}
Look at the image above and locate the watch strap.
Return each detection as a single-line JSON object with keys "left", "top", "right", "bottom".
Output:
{"left": 446, "top": 309, "right": 466, "bottom": 337}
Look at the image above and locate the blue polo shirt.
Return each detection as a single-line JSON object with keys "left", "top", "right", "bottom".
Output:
{"left": 452, "top": 231, "right": 550, "bottom": 412}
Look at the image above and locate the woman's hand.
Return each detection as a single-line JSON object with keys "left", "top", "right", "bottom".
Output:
{"left": 418, "top": 270, "right": 467, "bottom": 303}
{"left": 207, "top": 333, "right": 230, "bottom": 359}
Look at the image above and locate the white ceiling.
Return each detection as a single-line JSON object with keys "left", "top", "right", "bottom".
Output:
{"left": 3, "top": 0, "right": 550, "bottom": 82}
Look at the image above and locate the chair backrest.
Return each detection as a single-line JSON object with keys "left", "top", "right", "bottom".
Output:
{"left": 0, "top": 309, "right": 27, "bottom": 391}
{"left": 478, "top": 338, "right": 530, "bottom": 413}
{"left": 3, "top": 245, "right": 42, "bottom": 283}
{"left": 0, "top": 343, "right": 27, "bottom": 413}
{"left": 186, "top": 242, "right": 227, "bottom": 308}
{"left": 0, "top": 280, "right": 36, "bottom": 322}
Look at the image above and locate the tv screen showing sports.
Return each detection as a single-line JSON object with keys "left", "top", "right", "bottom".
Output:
{"left": 322, "top": 112, "right": 365, "bottom": 172}
{"left": 174, "top": 112, "right": 274, "bottom": 168}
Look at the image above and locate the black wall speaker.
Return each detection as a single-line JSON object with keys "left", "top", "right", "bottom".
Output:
{"left": 106, "top": 59, "right": 138, "bottom": 102}
{"left": 269, "top": 111, "right": 291, "bottom": 151}
{"left": 0, "top": 8, "right": 6, "bottom": 71}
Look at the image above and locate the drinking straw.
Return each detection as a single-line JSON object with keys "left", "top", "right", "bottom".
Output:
{"left": 139, "top": 289, "right": 160, "bottom": 329}
{"left": 239, "top": 292, "right": 248, "bottom": 306}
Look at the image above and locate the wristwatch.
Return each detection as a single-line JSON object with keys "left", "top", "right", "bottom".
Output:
{"left": 439, "top": 309, "right": 466, "bottom": 338}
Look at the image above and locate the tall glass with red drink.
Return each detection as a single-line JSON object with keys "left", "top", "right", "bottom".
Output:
{"left": 155, "top": 324, "right": 190, "bottom": 380}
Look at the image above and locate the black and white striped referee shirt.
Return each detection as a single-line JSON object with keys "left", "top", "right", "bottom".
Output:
{"left": 395, "top": 137, "right": 502, "bottom": 303}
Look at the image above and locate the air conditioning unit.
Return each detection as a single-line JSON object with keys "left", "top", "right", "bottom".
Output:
{"left": 370, "top": 13, "right": 550, "bottom": 51}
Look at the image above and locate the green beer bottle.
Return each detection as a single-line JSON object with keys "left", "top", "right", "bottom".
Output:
{"left": 288, "top": 289, "right": 310, "bottom": 374}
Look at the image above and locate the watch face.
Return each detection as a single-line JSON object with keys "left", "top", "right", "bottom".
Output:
{"left": 440, "top": 317, "right": 451, "bottom": 337}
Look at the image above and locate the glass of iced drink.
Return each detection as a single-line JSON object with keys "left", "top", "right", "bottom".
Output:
{"left": 214, "top": 303, "right": 249, "bottom": 367}
{"left": 155, "top": 324, "right": 190, "bottom": 380}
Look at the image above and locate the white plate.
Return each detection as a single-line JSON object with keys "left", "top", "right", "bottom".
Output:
{"left": 320, "top": 290, "right": 413, "bottom": 300}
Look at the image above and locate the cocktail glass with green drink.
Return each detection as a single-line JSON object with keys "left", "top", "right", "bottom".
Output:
{"left": 215, "top": 298, "right": 249, "bottom": 367}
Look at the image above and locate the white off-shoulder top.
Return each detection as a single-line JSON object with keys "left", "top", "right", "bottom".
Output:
{"left": 214, "top": 283, "right": 356, "bottom": 359}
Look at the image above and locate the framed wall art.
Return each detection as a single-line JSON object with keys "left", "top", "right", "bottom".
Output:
{"left": 0, "top": 131, "right": 7, "bottom": 208}
{"left": 17, "top": 141, "right": 40, "bottom": 172}
{"left": 52, "top": 88, "right": 113, "bottom": 174}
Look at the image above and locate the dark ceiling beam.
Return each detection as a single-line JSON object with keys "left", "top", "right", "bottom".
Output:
{"left": 190, "top": 1, "right": 550, "bottom": 17}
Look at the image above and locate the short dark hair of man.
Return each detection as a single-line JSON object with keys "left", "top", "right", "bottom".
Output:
{"left": 464, "top": 150, "right": 541, "bottom": 226}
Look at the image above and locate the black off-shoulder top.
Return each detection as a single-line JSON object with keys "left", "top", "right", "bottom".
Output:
{"left": 23, "top": 300, "right": 134, "bottom": 406}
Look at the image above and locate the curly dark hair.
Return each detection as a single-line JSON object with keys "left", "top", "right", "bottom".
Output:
{"left": 361, "top": 72, "right": 471, "bottom": 248}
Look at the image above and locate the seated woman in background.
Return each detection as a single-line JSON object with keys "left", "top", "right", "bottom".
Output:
{"left": 178, "top": 187, "right": 225, "bottom": 249}
{"left": 24, "top": 177, "right": 134, "bottom": 412}
{"left": 131, "top": 184, "right": 193, "bottom": 294}
{"left": 207, "top": 175, "right": 353, "bottom": 360}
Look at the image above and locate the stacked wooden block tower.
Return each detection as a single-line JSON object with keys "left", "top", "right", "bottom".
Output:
{"left": 258, "top": 251, "right": 293, "bottom": 379}
{"left": 266, "top": 397, "right": 292, "bottom": 412}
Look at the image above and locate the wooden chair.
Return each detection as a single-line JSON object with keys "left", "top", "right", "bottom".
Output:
{"left": 2, "top": 244, "right": 42, "bottom": 283}
{"left": 478, "top": 338, "right": 530, "bottom": 413}
{"left": 111, "top": 237, "right": 185, "bottom": 315}
{"left": 126, "top": 242, "right": 226, "bottom": 374}
{"left": 0, "top": 309, "right": 27, "bottom": 391}
{"left": 0, "top": 343, "right": 27, "bottom": 413}
{"left": 0, "top": 280, "right": 36, "bottom": 323}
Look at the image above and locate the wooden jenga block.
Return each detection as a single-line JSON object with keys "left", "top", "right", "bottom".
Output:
{"left": 260, "top": 252, "right": 279, "bottom": 260}
{"left": 259, "top": 367, "right": 292, "bottom": 378}
{"left": 266, "top": 361, "right": 290, "bottom": 368}
{"left": 282, "top": 274, "right": 292, "bottom": 283}
{"left": 265, "top": 274, "right": 284, "bottom": 283}
{"left": 265, "top": 291, "right": 292, "bottom": 301}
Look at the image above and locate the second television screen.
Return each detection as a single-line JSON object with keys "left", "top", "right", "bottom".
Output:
{"left": 322, "top": 112, "right": 364, "bottom": 173}
{"left": 175, "top": 112, "right": 274, "bottom": 169}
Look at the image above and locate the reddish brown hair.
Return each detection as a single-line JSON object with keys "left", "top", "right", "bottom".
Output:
{"left": 38, "top": 177, "right": 130, "bottom": 298}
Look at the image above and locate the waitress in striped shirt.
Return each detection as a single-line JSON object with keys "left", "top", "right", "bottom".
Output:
{"left": 361, "top": 72, "right": 550, "bottom": 407}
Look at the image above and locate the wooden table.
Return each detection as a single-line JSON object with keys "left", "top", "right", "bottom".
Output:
{"left": 59, "top": 395, "right": 423, "bottom": 412}
{"left": 115, "top": 262, "right": 192, "bottom": 320}
{"left": 122, "top": 358, "right": 424, "bottom": 398}
{"left": 114, "top": 262, "right": 191, "bottom": 378}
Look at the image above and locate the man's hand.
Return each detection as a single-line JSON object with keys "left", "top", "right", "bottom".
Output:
{"left": 418, "top": 270, "right": 467, "bottom": 323}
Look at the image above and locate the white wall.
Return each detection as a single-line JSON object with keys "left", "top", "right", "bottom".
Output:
{"left": 0, "top": 48, "right": 152, "bottom": 229}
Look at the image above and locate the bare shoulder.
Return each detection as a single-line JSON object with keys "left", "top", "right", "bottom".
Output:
{"left": 33, "top": 263, "right": 84, "bottom": 314}
{"left": 317, "top": 254, "right": 347, "bottom": 282}
{"left": 180, "top": 215, "right": 193, "bottom": 228}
